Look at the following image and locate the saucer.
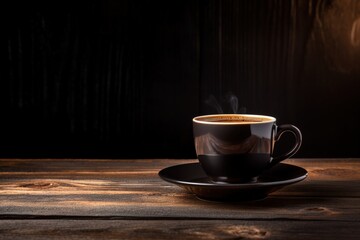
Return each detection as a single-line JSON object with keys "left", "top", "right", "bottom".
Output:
{"left": 158, "top": 163, "right": 307, "bottom": 201}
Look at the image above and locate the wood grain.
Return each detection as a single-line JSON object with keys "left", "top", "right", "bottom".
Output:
{"left": 0, "top": 219, "right": 359, "bottom": 240}
{"left": 1, "top": 158, "right": 360, "bottom": 239}
{"left": 0, "top": 159, "right": 359, "bottom": 222}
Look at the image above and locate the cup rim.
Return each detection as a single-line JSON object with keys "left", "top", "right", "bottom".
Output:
{"left": 193, "top": 114, "right": 276, "bottom": 125}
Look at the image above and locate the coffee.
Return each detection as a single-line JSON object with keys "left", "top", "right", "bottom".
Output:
{"left": 193, "top": 114, "right": 302, "bottom": 183}
{"left": 209, "top": 119, "right": 262, "bottom": 123}
{"left": 194, "top": 115, "right": 273, "bottom": 124}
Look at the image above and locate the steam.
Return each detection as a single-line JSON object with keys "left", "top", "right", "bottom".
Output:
{"left": 226, "top": 93, "right": 238, "bottom": 114}
{"left": 205, "top": 95, "right": 223, "bottom": 113}
{"left": 205, "top": 93, "right": 246, "bottom": 114}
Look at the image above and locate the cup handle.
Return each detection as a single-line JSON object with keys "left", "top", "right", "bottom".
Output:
{"left": 270, "top": 124, "right": 302, "bottom": 167}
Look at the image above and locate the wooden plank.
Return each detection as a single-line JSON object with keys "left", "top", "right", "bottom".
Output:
{"left": 0, "top": 219, "right": 359, "bottom": 240}
{"left": 1, "top": 158, "right": 359, "bottom": 174}
{"left": 0, "top": 194, "right": 359, "bottom": 221}
{"left": 0, "top": 159, "right": 359, "bottom": 221}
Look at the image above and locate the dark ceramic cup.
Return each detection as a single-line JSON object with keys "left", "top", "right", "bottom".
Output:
{"left": 193, "top": 114, "right": 302, "bottom": 183}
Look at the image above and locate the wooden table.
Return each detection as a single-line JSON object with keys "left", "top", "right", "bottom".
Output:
{"left": 0, "top": 158, "right": 359, "bottom": 239}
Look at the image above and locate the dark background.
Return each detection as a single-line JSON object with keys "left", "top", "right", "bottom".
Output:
{"left": 2, "top": 0, "right": 360, "bottom": 159}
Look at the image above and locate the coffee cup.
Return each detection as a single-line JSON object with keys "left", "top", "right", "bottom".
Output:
{"left": 193, "top": 114, "right": 302, "bottom": 183}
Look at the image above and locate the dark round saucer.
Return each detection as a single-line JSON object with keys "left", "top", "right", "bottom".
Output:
{"left": 158, "top": 163, "right": 307, "bottom": 201}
